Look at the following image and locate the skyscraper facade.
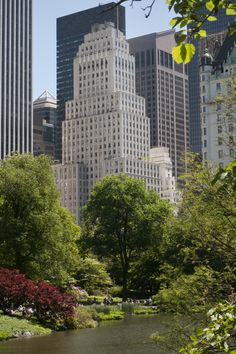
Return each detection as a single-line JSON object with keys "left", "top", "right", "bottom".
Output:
{"left": 56, "top": 3, "right": 126, "bottom": 161}
{"left": 33, "top": 91, "right": 57, "bottom": 159}
{"left": 54, "top": 23, "right": 177, "bottom": 222}
{"left": 200, "top": 35, "right": 236, "bottom": 167}
{"left": 0, "top": 0, "right": 33, "bottom": 159}
{"left": 128, "top": 31, "right": 189, "bottom": 177}
{"left": 188, "top": 10, "right": 236, "bottom": 153}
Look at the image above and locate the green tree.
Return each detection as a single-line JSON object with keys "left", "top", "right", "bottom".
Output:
{"left": 81, "top": 174, "right": 170, "bottom": 299}
{"left": 112, "top": 0, "right": 236, "bottom": 63}
{"left": 0, "top": 154, "right": 80, "bottom": 285}
{"left": 75, "top": 256, "right": 112, "bottom": 295}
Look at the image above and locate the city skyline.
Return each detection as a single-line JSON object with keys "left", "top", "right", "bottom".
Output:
{"left": 33, "top": 0, "right": 173, "bottom": 99}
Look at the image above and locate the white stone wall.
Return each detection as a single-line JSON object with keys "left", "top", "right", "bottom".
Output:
{"left": 201, "top": 50, "right": 236, "bottom": 167}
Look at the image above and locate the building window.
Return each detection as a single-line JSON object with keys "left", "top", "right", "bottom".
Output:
{"left": 218, "top": 150, "right": 223, "bottom": 158}
{"left": 230, "top": 148, "right": 235, "bottom": 158}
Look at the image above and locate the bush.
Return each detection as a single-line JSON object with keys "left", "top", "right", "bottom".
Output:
{"left": 121, "top": 302, "right": 135, "bottom": 314}
{"left": 66, "top": 306, "right": 97, "bottom": 329}
{"left": 0, "top": 331, "right": 11, "bottom": 341}
{"left": 0, "top": 268, "right": 77, "bottom": 330}
{"left": 153, "top": 266, "right": 223, "bottom": 314}
{"left": 0, "top": 268, "right": 35, "bottom": 313}
{"left": 33, "top": 281, "right": 76, "bottom": 329}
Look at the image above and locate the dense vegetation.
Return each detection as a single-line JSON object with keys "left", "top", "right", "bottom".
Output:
{"left": 0, "top": 153, "right": 235, "bottom": 351}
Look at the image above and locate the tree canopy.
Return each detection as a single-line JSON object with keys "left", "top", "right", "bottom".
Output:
{"left": 81, "top": 174, "right": 171, "bottom": 298}
{"left": 0, "top": 154, "right": 80, "bottom": 285}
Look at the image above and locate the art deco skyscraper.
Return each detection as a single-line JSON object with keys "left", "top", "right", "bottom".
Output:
{"left": 0, "top": 0, "right": 33, "bottom": 159}
{"left": 55, "top": 23, "right": 177, "bottom": 222}
{"left": 56, "top": 2, "right": 126, "bottom": 161}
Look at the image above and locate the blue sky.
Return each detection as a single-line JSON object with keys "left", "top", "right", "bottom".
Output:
{"left": 33, "top": 0, "right": 173, "bottom": 99}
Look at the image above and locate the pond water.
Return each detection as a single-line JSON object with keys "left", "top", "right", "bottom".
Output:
{"left": 0, "top": 315, "right": 172, "bottom": 354}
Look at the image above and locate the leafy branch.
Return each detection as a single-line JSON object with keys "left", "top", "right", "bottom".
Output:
{"left": 109, "top": 0, "right": 236, "bottom": 63}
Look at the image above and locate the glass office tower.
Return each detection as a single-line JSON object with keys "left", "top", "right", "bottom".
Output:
{"left": 188, "top": 10, "right": 236, "bottom": 153}
{"left": 56, "top": 3, "right": 126, "bottom": 161}
{"left": 0, "top": 0, "right": 33, "bottom": 159}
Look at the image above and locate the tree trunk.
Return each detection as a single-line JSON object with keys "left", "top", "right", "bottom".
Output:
{"left": 122, "top": 265, "right": 128, "bottom": 301}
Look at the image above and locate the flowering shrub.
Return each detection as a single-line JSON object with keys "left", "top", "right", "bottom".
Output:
{"left": 180, "top": 302, "right": 236, "bottom": 353}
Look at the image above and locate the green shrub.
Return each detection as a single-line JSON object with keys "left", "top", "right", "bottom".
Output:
{"left": 97, "top": 311, "right": 124, "bottom": 321}
{"left": 0, "top": 331, "right": 11, "bottom": 341}
{"left": 121, "top": 303, "right": 135, "bottom": 314}
{"left": 134, "top": 306, "right": 158, "bottom": 315}
{"left": 66, "top": 306, "right": 97, "bottom": 329}
{"left": 153, "top": 266, "right": 222, "bottom": 314}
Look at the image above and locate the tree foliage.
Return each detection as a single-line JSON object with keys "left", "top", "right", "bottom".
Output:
{"left": 0, "top": 154, "right": 80, "bottom": 285}
{"left": 151, "top": 158, "right": 236, "bottom": 352}
{"left": 75, "top": 256, "right": 112, "bottom": 295}
{"left": 180, "top": 302, "right": 236, "bottom": 353}
{"left": 81, "top": 174, "right": 170, "bottom": 298}
{"left": 112, "top": 0, "right": 236, "bottom": 63}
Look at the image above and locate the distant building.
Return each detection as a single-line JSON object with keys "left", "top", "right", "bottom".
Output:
{"left": 54, "top": 23, "right": 177, "bottom": 222}
{"left": 128, "top": 31, "right": 189, "bottom": 178}
{"left": 187, "top": 10, "right": 236, "bottom": 153}
{"left": 56, "top": 2, "right": 126, "bottom": 161}
{"left": 33, "top": 91, "right": 57, "bottom": 159}
{"left": 0, "top": 0, "right": 33, "bottom": 159}
{"left": 200, "top": 34, "right": 236, "bottom": 167}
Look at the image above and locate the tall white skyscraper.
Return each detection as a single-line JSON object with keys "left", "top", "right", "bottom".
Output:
{"left": 0, "top": 0, "right": 33, "bottom": 159}
{"left": 54, "top": 23, "right": 176, "bottom": 222}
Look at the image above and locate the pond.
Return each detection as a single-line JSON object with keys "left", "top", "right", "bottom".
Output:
{"left": 0, "top": 315, "right": 173, "bottom": 354}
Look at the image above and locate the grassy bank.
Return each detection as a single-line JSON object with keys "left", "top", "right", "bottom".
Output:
{"left": 0, "top": 314, "right": 51, "bottom": 341}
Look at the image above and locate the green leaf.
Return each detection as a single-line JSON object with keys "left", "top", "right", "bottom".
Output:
{"left": 198, "top": 29, "right": 207, "bottom": 37}
{"left": 206, "top": 0, "right": 215, "bottom": 11}
{"left": 170, "top": 17, "right": 181, "bottom": 27}
{"left": 230, "top": 351, "right": 236, "bottom": 354}
{"left": 226, "top": 6, "right": 236, "bottom": 15}
{"left": 207, "top": 16, "right": 217, "bottom": 21}
{"left": 172, "top": 44, "right": 195, "bottom": 64}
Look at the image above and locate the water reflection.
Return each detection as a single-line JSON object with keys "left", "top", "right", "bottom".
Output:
{"left": 0, "top": 315, "right": 171, "bottom": 354}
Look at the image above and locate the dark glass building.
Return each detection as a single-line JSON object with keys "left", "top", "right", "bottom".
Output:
{"left": 56, "top": 3, "right": 126, "bottom": 161}
{"left": 33, "top": 91, "right": 57, "bottom": 159}
{"left": 188, "top": 10, "right": 236, "bottom": 153}
{"left": 0, "top": 0, "right": 33, "bottom": 159}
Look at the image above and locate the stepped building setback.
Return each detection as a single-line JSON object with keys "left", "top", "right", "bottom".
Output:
{"left": 54, "top": 23, "right": 177, "bottom": 222}
{"left": 56, "top": 2, "right": 126, "bottom": 162}
{"left": 0, "top": 0, "right": 33, "bottom": 159}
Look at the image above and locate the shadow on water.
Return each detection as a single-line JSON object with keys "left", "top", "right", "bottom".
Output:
{"left": 0, "top": 315, "right": 173, "bottom": 354}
